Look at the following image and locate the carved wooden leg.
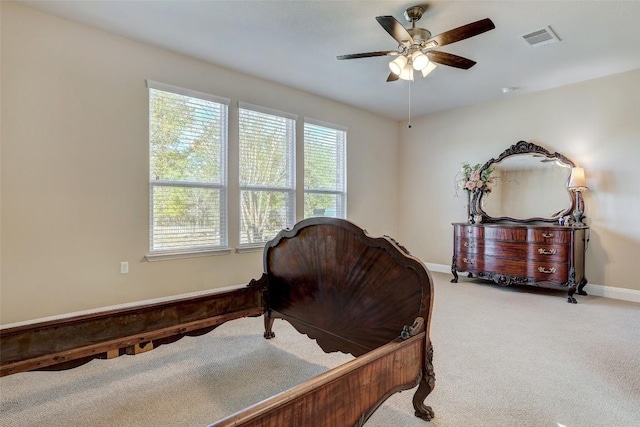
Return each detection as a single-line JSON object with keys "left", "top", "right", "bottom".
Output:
{"left": 263, "top": 311, "right": 275, "bottom": 339}
{"left": 566, "top": 269, "right": 578, "bottom": 303}
{"left": 567, "top": 285, "right": 577, "bottom": 304}
{"left": 451, "top": 258, "right": 459, "bottom": 283}
{"left": 577, "top": 278, "right": 588, "bottom": 296}
{"left": 413, "top": 340, "right": 435, "bottom": 421}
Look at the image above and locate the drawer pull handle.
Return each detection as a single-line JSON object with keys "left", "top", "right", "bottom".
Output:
{"left": 463, "top": 257, "right": 475, "bottom": 264}
{"left": 538, "top": 248, "right": 557, "bottom": 255}
{"left": 464, "top": 242, "right": 476, "bottom": 248}
{"left": 538, "top": 267, "right": 557, "bottom": 274}
{"left": 542, "top": 233, "right": 554, "bottom": 238}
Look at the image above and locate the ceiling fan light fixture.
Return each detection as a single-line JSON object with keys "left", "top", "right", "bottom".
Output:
{"left": 411, "top": 51, "right": 429, "bottom": 70}
{"left": 338, "top": 9, "right": 495, "bottom": 83}
{"left": 389, "top": 55, "right": 408, "bottom": 75}
{"left": 421, "top": 61, "right": 437, "bottom": 77}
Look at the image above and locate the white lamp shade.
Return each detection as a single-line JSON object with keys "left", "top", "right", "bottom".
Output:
{"left": 411, "top": 51, "right": 429, "bottom": 70}
{"left": 398, "top": 62, "right": 414, "bottom": 81}
{"left": 421, "top": 61, "right": 437, "bottom": 77}
{"left": 389, "top": 56, "right": 408, "bottom": 75}
{"left": 568, "top": 167, "right": 587, "bottom": 189}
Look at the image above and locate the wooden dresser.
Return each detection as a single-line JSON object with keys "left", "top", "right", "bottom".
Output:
{"left": 451, "top": 223, "right": 589, "bottom": 303}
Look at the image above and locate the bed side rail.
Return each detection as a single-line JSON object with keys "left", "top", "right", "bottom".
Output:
{"left": 0, "top": 277, "right": 267, "bottom": 376}
{"left": 208, "top": 331, "right": 432, "bottom": 427}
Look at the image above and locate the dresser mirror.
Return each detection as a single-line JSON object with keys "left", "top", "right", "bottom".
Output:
{"left": 473, "top": 141, "right": 576, "bottom": 223}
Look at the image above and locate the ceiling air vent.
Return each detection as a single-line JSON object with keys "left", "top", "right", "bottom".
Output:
{"left": 521, "top": 26, "right": 560, "bottom": 47}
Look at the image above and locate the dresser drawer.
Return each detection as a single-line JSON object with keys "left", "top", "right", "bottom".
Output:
{"left": 453, "top": 254, "right": 482, "bottom": 272}
{"left": 484, "top": 227, "right": 527, "bottom": 242}
{"left": 482, "top": 240, "right": 568, "bottom": 262}
{"left": 529, "top": 244, "right": 568, "bottom": 262}
{"left": 454, "top": 224, "right": 484, "bottom": 239}
{"left": 455, "top": 237, "right": 483, "bottom": 254}
{"left": 454, "top": 251, "right": 568, "bottom": 284}
{"left": 527, "top": 228, "right": 571, "bottom": 244}
{"left": 483, "top": 258, "right": 568, "bottom": 284}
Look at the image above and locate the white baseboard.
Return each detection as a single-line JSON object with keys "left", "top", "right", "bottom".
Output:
{"left": 425, "top": 263, "right": 640, "bottom": 304}
{"left": 584, "top": 284, "right": 640, "bottom": 303}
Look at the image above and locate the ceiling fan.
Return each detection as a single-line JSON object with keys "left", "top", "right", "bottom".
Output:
{"left": 337, "top": 5, "right": 495, "bottom": 82}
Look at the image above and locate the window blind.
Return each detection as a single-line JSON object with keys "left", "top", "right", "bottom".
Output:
{"left": 303, "top": 119, "right": 347, "bottom": 219}
{"left": 238, "top": 103, "right": 296, "bottom": 245}
{"left": 148, "top": 82, "right": 229, "bottom": 253}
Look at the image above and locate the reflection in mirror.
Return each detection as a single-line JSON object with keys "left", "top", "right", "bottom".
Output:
{"left": 474, "top": 141, "right": 577, "bottom": 223}
{"left": 482, "top": 154, "right": 573, "bottom": 221}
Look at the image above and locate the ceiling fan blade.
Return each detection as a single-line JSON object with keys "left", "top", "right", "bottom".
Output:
{"left": 427, "top": 51, "right": 476, "bottom": 69}
{"left": 386, "top": 72, "right": 399, "bottom": 82}
{"left": 376, "top": 16, "right": 414, "bottom": 46}
{"left": 424, "top": 18, "right": 495, "bottom": 48}
{"left": 337, "top": 50, "right": 398, "bottom": 60}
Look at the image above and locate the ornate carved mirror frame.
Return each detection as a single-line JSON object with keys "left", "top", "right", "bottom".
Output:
{"left": 472, "top": 141, "right": 577, "bottom": 224}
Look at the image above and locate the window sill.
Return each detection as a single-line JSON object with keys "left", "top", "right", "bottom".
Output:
{"left": 235, "top": 245, "right": 265, "bottom": 254}
{"left": 145, "top": 248, "right": 232, "bottom": 262}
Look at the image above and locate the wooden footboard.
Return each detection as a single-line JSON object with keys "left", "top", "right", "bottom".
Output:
{"left": 209, "top": 332, "right": 433, "bottom": 427}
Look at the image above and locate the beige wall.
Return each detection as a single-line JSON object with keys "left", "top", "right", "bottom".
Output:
{"left": 0, "top": 3, "right": 399, "bottom": 324}
{"left": 398, "top": 68, "right": 640, "bottom": 293}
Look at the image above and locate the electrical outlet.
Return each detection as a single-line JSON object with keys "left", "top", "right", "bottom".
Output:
{"left": 120, "top": 262, "right": 129, "bottom": 274}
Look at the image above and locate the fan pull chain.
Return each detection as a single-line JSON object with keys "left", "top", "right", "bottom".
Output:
{"left": 407, "top": 79, "right": 412, "bottom": 129}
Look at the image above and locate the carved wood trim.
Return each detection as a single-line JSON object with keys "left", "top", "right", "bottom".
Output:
{"left": 473, "top": 141, "right": 577, "bottom": 224}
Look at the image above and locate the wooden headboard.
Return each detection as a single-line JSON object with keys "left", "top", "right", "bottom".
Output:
{"left": 263, "top": 217, "right": 433, "bottom": 357}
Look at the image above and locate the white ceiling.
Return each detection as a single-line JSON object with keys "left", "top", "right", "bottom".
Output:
{"left": 17, "top": 0, "right": 640, "bottom": 121}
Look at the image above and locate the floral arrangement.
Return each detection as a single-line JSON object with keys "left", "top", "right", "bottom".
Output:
{"left": 458, "top": 162, "right": 495, "bottom": 193}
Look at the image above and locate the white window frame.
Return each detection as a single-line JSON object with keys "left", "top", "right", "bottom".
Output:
{"left": 238, "top": 102, "right": 297, "bottom": 249}
{"left": 146, "top": 80, "right": 230, "bottom": 261}
{"left": 303, "top": 118, "right": 347, "bottom": 219}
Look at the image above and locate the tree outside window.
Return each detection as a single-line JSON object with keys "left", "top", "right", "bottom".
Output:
{"left": 238, "top": 104, "right": 296, "bottom": 245}
{"left": 304, "top": 120, "right": 346, "bottom": 219}
{"left": 148, "top": 82, "right": 228, "bottom": 253}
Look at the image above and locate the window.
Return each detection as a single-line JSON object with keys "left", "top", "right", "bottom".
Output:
{"left": 304, "top": 119, "right": 347, "bottom": 218}
{"left": 147, "top": 81, "right": 229, "bottom": 256}
{"left": 238, "top": 102, "right": 296, "bottom": 246}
